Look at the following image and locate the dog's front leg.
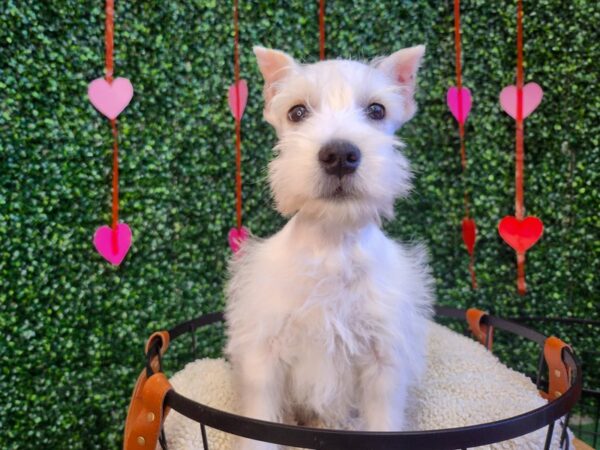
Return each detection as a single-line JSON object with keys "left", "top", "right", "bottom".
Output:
{"left": 235, "top": 345, "right": 283, "bottom": 450}
{"left": 359, "top": 349, "right": 407, "bottom": 432}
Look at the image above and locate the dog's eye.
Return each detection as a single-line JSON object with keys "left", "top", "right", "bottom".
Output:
{"left": 366, "top": 103, "right": 386, "bottom": 120}
{"left": 288, "top": 105, "right": 309, "bottom": 123}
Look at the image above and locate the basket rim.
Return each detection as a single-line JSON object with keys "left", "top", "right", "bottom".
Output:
{"left": 146, "top": 306, "right": 582, "bottom": 450}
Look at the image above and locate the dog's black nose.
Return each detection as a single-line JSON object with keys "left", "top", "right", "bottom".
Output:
{"left": 318, "top": 140, "right": 361, "bottom": 177}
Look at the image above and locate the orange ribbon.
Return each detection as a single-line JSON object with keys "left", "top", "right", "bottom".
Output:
{"left": 319, "top": 0, "right": 326, "bottom": 61}
{"left": 515, "top": 0, "right": 526, "bottom": 294}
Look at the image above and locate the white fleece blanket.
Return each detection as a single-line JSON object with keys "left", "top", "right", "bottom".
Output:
{"left": 160, "top": 322, "right": 571, "bottom": 449}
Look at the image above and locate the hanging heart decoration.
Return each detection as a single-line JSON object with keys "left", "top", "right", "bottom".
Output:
{"left": 227, "top": 0, "right": 251, "bottom": 253}
{"left": 462, "top": 218, "right": 477, "bottom": 256}
{"left": 497, "top": 0, "right": 544, "bottom": 294}
{"left": 88, "top": 77, "right": 134, "bottom": 120}
{"left": 93, "top": 223, "right": 133, "bottom": 265}
{"left": 498, "top": 216, "right": 543, "bottom": 253}
{"left": 499, "top": 82, "right": 543, "bottom": 120}
{"left": 228, "top": 79, "right": 248, "bottom": 121}
{"left": 448, "top": 0, "right": 477, "bottom": 288}
{"left": 228, "top": 226, "right": 249, "bottom": 254}
{"left": 446, "top": 86, "right": 472, "bottom": 124}
{"left": 89, "top": 0, "right": 133, "bottom": 266}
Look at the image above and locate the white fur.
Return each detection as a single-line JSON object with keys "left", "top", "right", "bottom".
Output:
{"left": 224, "top": 46, "right": 434, "bottom": 449}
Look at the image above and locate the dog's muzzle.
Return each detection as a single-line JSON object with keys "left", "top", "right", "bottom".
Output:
{"left": 318, "top": 140, "right": 361, "bottom": 178}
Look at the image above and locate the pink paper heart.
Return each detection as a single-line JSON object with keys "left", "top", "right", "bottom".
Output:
{"left": 93, "top": 223, "right": 132, "bottom": 265}
{"left": 446, "top": 86, "right": 472, "bottom": 124}
{"left": 228, "top": 226, "right": 249, "bottom": 253}
{"left": 499, "top": 82, "right": 543, "bottom": 120}
{"left": 88, "top": 77, "right": 134, "bottom": 120}
{"left": 228, "top": 79, "right": 248, "bottom": 121}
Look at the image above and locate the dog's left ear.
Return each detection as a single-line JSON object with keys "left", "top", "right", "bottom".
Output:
{"left": 377, "top": 45, "right": 425, "bottom": 89}
{"left": 376, "top": 45, "right": 425, "bottom": 120}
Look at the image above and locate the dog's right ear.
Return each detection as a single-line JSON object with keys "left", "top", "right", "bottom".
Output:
{"left": 253, "top": 46, "right": 296, "bottom": 103}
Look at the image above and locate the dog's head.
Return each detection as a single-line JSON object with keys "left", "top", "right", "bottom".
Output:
{"left": 254, "top": 46, "right": 425, "bottom": 227}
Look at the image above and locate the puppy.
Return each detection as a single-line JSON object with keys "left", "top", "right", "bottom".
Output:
{"left": 225, "top": 46, "right": 434, "bottom": 450}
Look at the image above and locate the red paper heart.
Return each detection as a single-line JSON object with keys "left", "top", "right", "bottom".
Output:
{"left": 499, "top": 83, "right": 543, "bottom": 120}
{"left": 93, "top": 223, "right": 132, "bottom": 265}
{"left": 88, "top": 77, "right": 134, "bottom": 120}
{"left": 498, "top": 216, "right": 543, "bottom": 253}
{"left": 228, "top": 79, "right": 248, "bottom": 121}
{"left": 228, "top": 226, "right": 249, "bottom": 253}
{"left": 462, "top": 218, "right": 476, "bottom": 255}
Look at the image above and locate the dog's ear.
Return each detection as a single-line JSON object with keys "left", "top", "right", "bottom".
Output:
{"left": 377, "top": 45, "right": 425, "bottom": 89}
{"left": 253, "top": 46, "right": 297, "bottom": 103}
{"left": 375, "top": 45, "right": 425, "bottom": 120}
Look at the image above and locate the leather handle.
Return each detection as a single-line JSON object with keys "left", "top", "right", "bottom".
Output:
{"left": 123, "top": 371, "right": 172, "bottom": 449}
{"left": 539, "top": 336, "right": 572, "bottom": 401}
{"left": 123, "top": 331, "right": 173, "bottom": 449}
{"left": 145, "top": 331, "right": 170, "bottom": 356}
{"left": 466, "top": 308, "right": 494, "bottom": 350}
{"left": 145, "top": 330, "right": 170, "bottom": 374}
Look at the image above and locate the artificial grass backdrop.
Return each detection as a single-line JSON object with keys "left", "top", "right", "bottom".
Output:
{"left": 1, "top": 1, "right": 599, "bottom": 448}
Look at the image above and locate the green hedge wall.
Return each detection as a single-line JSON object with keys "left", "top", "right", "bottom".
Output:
{"left": 1, "top": 1, "right": 598, "bottom": 448}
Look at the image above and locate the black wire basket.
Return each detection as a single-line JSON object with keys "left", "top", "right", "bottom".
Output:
{"left": 124, "top": 306, "right": 582, "bottom": 450}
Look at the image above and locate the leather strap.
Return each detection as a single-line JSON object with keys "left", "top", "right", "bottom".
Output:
{"left": 539, "top": 336, "right": 571, "bottom": 400}
{"left": 123, "top": 371, "right": 172, "bottom": 449}
{"left": 466, "top": 308, "right": 493, "bottom": 350}
{"left": 123, "top": 331, "right": 173, "bottom": 449}
{"left": 145, "top": 331, "right": 170, "bottom": 373}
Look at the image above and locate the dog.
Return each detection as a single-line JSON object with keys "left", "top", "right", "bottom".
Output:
{"left": 225, "top": 45, "right": 434, "bottom": 450}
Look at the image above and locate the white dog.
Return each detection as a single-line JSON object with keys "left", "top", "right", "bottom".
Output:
{"left": 225, "top": 45, "right": 434, "bottom": 450}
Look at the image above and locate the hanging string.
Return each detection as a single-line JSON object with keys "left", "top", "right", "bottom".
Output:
{"left": 233, "top": 0, "right": 243, "bottom": 230}
{"left": 110, "top": 119, "right": 119, "bottom": 250}
{"left": 515, "top": 0, "right": 526, "bottom": 294}
{"left": 452, "top": 0, "right": 477, "bottom": 288}
{"left": 105, "top": 0, "right": 114, "bottom": 82}
{"left": 105, "top": 0, "right": 120, "bottom": 252}
{"left": 319, "top": 0, "right": 326, "bottom": 60}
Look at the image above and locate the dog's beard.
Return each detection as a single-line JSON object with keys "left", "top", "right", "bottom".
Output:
{"left": 305, "top": 154, "right": 405, "bottom": 226}
{"left": 318, "top": 176, "right": 358, "bottom": 201}
{"left": 299, "top": 195, "right": 390, "bottom": 228}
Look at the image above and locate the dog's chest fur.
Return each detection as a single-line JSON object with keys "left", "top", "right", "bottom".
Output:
{"left": 275, "top": 235, "right": 377, "bottom": 420}
{"left": 226, "top": 216, "right": 431, "bottom": 427}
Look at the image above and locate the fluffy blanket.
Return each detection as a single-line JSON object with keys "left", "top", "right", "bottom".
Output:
{"left": 160, "top": 322, "right": 570, "bottom": 449}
